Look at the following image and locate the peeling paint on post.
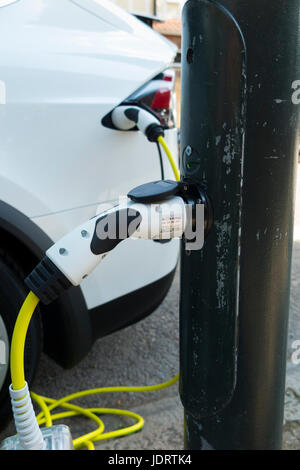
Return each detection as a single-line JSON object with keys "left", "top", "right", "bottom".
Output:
{"left": 180, "top": 0, "right": 246, "bottom": 422}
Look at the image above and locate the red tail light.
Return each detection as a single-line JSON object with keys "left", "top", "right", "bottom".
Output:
{"left": 151, "top": 88, "right": 171, "bottom": 110}
{"left": 124, "top": 68, "right": 177, "bottom": 129}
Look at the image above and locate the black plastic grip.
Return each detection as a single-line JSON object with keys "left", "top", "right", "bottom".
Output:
{"left": 124, "top": 107, "right": 139, "bottom": 123}
{"left": 90, "top": 208, "right": 142, "bottom": 255}
{"left": 145, "top": 123, "right": 165, "bottom": 142}
{"left": 25, "top": 256, "right": 72, "bottom": 305}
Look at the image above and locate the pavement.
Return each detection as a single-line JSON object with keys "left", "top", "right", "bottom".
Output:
{"left": 1, "top": 166, "right": 300, "bottom": 451}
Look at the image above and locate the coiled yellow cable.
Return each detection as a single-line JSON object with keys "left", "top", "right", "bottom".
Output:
{"left": 34, "top": 374, "right": 179, "bottom": 450}
{"left": 10, "top": 293, "right": 179, "bottom": 450}
{"left": 9, "top": 136, "right": 180, "bottom": 450}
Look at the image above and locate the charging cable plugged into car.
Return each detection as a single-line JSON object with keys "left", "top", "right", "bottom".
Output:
{"left": 0, "top": 105, "right": 213, "bottom": 450}
{"left": 110, "top": 104, "right": 181, "bottom": 181}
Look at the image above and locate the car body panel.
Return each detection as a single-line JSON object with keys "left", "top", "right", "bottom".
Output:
{"left": 0, "top": 0, "right": 179, "bottom": 311}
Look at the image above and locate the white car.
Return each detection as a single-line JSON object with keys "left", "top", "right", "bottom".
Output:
{"left": 0, "top": 0, "right": 179, "bottom": 423}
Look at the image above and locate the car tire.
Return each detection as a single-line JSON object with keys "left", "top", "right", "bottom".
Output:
{"left": 0, "top": 255, "right": 42, "bottom": 430}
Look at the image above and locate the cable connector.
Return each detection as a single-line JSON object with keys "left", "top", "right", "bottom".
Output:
{"left": 7, "top": 382, "right": 45, "bottom": 450}
{"left": 111, "top": 105, "right": 165, "bottom": 142}
{"left": 1, "top": 383, "right": 73, "bottom": 449}
{"left": 25, "top": 256, "right": 72, "bottom": 305}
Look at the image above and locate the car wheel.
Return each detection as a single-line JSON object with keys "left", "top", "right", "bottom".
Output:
{"left": 0, "top": 256, "right": 42, "bottom": 429}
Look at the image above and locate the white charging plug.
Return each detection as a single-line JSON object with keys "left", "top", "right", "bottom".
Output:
{"left": 24, "top": 195, "right": 187, "bottom": 304}
{"left": 111, "top": 105, "right": 165, "bottom": 141}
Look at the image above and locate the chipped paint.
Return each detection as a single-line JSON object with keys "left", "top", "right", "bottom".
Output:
{"left": 223, "top": 133, "right": 236, "bottom": 166}
{"left": 216, "top": 136, "right": 221, "bottom": 146}
{"left": 215, "top": 217, "right": 233, "bottom": 309}
{"left": 274, "top": 227, "right": 283, "bottom": 244}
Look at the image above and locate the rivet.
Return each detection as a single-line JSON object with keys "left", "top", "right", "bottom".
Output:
{"left": 81, "top": 230, "right": 89, "bottom": 238}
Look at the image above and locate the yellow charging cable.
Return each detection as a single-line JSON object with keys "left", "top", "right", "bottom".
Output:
{"left": 10, "top": 291, "right": 40, "bottom": 391}
{"left": 34, "top": 374, "right": 179, "bottom": 450}
{"left": 9, "top": 136, "right": 180, "bottom": 450}
{"left": 10, "top": 292, "right": 179, "bottom": 450}
{"left": 157, "top": 135, "right": 180, "bottom": 182}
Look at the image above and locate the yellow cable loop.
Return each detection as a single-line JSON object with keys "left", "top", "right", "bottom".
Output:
{"left": 9, "top": 140, "right": 181, "bottom": 450}
{"left": 10, "top": 293, "right": 179, "bottom": 450}
{"left": 157, "top": 135, "right": 180, "bottom": 182}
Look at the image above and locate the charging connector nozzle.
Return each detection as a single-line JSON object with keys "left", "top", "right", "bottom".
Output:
{"left": 111, "top": 105, "right": 165, "bottom": 142}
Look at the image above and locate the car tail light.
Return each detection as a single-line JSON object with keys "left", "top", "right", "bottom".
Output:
{"left": 124, "top": 68, "right": 177, "bottom": 129}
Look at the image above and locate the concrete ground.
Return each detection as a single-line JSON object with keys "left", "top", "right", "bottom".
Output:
{"left": 1, "top": 166, "right": 300, "bottom": 451}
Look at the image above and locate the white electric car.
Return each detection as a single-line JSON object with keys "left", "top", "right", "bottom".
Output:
{"left": 0, "top": 0, "right": 179, "bottom": 423}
